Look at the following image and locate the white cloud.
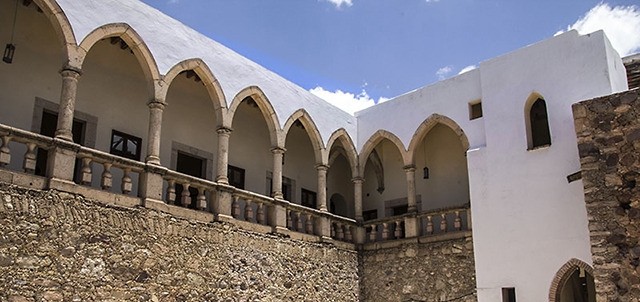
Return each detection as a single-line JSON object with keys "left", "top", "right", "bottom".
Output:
{"left": 435, "top": 65, "right": 453, "bottom": 80}
{"left": 458, "top": 65, "right": 477, "bottom": 75}
{"left": 559, "top": 3, "right": 640, "bottom": 56}
{"left": 309, "top": 86, "right": 389, "bottom": 115}
{"left": 325, "top": 0, "right": 353, "bottom": 9}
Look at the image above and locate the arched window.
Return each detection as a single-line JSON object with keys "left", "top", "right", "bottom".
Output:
{"left": 527, "top": 98, "right": 551, "bottom": 149}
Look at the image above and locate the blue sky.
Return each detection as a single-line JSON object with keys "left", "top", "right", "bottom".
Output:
{"left": 140, "top": 0, "right": 640, "bottom": 114}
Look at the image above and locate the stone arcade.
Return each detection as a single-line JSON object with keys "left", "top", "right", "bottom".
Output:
{"left": 0, "top": 0, "right": 637, "bottom": 301}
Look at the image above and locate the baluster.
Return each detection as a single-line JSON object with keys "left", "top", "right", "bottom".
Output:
{"left": 101, "top": 163, "right": 113, "bottom": 190}
{"left": 336, "top": 223, "right": 344, "bottom": 240}
{"left": 166, "top": 179, "right": 176, "bottom": 204}
{"left": 382, "top": 222, "right": 389, "bottom": 240}
{"left": 331, "top": 223, "right": 336, "bottom": 238}
{"left": 305, "top": 213, "right": 313, "bottom": 234}
{"left": 426, "top": 215, "right": 434, "bottom": 235}
{"left": 440, "top": 213, "right": 447, "bottom": 232}
{"left": 180, "top": 182, "right": 190, "bottom": 207}
{"left": 80, "top": 157, "right": 92, "bottom": 185}
{"left": 345, "top": 225, "right": 353, "bottom": 242}
{"left": 244, "top": 199, "right": 254, "bottom": 222}
{"left": 394, "top": 220, "right": 402, "bottom": 239}
{"left": 232, "top": 196, "right": 240, "bottom": 218}
{"left": 454, "top": 211, "right": 462, "bottom": 230}
{"left": 369, "top": 225, "right": 378, "bottom": 242}
{"left": 296, "top": 212, "right": 304, "bottom": 232}
{"left": 196, "top": 187, "right": 207, "bottom": 211}
{"left": 286, "top": 209, "right": 293, "bottom": 230}
{"left": 121, "top": 168, "right": 132, "bottom": 195}
{"left": 23, "top": 143, "right": 37, "bottom": 173}
{"left": 0, "top": 135, "right": 11, "bottom": 166}
{"left": 256, "top": 202, "right": 265, "bottom": 224}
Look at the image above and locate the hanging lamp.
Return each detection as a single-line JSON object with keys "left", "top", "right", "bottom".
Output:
{"left": 3, "top": 0, "right": 19, "bottom": 64}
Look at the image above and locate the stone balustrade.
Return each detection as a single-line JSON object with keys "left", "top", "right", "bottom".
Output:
{"left": 76, "top": 147, "right": 145, "bottom": 196}
{"left": 364, "top": 206, "right": 471, "bottom": 243}
{"left": 0, "top": 124, "right": 54, "bottom": 174}
{"left": 0, "top": 122, "right": 470, "bottom": 247}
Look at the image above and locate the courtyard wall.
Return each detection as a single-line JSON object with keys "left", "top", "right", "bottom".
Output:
{"left": 573, "top": 88, "right": 640, "bottom": 300}
{"left": 0, "top": 182, "right": 359, "bottom": 302}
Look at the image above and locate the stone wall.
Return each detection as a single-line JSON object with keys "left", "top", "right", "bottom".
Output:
{"left": 573, "top": 89, "right": 640, "bottom": 301}
{"left": 0, "top": 182, "right": 359, "bottom": 302}
{"left": 360, "top": 236, "right": 476, "bottom": 302}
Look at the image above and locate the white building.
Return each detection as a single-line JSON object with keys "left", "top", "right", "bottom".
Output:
{"left": 0, "top": 0, "right": 630, "bottom": 301}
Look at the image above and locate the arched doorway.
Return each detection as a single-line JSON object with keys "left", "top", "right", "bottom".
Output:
{"left": 330, "top": 193, "right": 349, "bottom": 217}
{"left": 550, "top": 259, "right": 596, "bottom": 302}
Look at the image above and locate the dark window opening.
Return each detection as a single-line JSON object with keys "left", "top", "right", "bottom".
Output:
{"left": 502, "top": 288, "right": 516, "bottom": 302}
{"left": 228, "top": 165, "right": 245, "bottom": 189}
{"left": 110, "top": 130, "right": 142, "bottom": 161}
{"left": 175, "top": 152, "right": 205, "bottom": 209}
{"left": 530, "top": 98, "right": 551, "bottom": 148}
{"left": 391, "top": 204, "right": 408, "bottom": 216}
{"left": 35, "top": 110, "right": 85, "bottom": 180}
{"left": 470, "top": 102, "right": 483, "bottom": 120}
{"left": 301, "top": 188, "right": 317, "bottom": 208}
{"left": 363, "top": 209, "right": 378, "bottom": 221}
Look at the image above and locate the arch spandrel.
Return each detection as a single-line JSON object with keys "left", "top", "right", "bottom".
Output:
{"left": 226, "top": 86, "right": 280, "bottom": 147}
{"left": 76, "top": 23, "right": 160, "bottom": 99}
{"left": 358, "top": 130, "right": 408, "bottom": 176}
{"left": 282, "top": 109, "right": 325, "bottom": 165}
{"left": 407, "top": 114, "right": 470, "bottom": 164}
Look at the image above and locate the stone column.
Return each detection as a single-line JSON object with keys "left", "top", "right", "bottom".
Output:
{"left": 271, "top": 147, "right": 285, "bottom": 199}
{"left": 404, "top": 164, "right": 417, "bottom": 212}
{"left": 145, "top": 99, "right": 166, "bottom": 165}
{"left": 316, "top": 164, "right": 329, "bottom": 211}
{"left": 55, "top": 67, "right": 82, "bottom": 141}
{"left": 352, "top": 177, "right": 364, "bottom": 222}
{"left": 215, "top": 127, "right": 232, "bottom": 184}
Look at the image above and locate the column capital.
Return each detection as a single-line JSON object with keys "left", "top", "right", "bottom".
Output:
{"left": 147, "top": 99, "right": 167, "bottom": 110}
{"left": 216, "top": 126, "right": 233, "bottom": 135}
{"left": 315, "top": 164, "right": 329, "bottom": 171}
{"left": 403, "top": 164, "right": 416, "bottom": 172}
{"left": 352, "top": 176, "right": 364, "bottom": 184}
{"left": 60, "top": 66, "right": 82, "bottom": 77}
{"left": 270, "top": 146, "right": 286, "bottom": 154}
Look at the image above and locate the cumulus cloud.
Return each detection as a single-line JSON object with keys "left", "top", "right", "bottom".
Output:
{"left": 458, "top": 65, "right": 477, "bottom": 75}
{"left": 435, "top": 65, "right": 453, "bottom": 80}
{"left": 324, "top": 0, "right": 353, "bottom": 9}
{"left": 558, "top": 3, "right": 640, "bottom": 56}
{"left": 309, "top": 86, "right": 389, "bottom": 115}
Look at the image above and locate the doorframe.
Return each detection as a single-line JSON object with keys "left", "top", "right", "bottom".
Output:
{"left": 31, "top": 97, "right": 98, "bottom": 148}
{"left": 170, "top": 141, "right": 214, "bottom": 180}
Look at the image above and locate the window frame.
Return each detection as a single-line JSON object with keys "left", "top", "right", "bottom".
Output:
{"left": 109, "top": 130, "right": 142, "bottom": 161}
{"left": 300, "top": 188, "right": 317, "bottom": 209}
{"left": 228, "top": 165, "right": 246, "bottom": 189}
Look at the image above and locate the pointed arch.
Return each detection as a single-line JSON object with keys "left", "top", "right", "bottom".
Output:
{"left": 407, "top": 114, "right": 470, "bottom": 164}
{"left": 33, "top": 0, "right": 77, "bottom": 63}
{"left": 282, "top": 109, "right": 324, "bottom": 165}
{"left": 525, "top": 92, "right": 552, "bottom": 149}
{"left": 358, "top": 130, "right": 407, "bottom": 176}
{"left": 77, "top": 23, "right": 160, "bottom": 99}
{"left": 227, "top": 86, "right": 280, "bottom": 147}
{"left": 324, "top": 128, "right": 359, "bottom": 177}
{"left": 162, "top": 58, "right": 226, "bottom": 123}
{"left": 549, "top": 258, "right": 594, "bottom": 302}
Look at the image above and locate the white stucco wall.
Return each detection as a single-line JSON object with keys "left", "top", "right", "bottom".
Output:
{"left": 354, "top": 30, "right": 627, "bottom": 301}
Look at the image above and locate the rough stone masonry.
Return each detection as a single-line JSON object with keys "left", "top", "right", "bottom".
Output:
{"left": 573, "top": 88, "right": 640, "bottom": 301}
{"left": 0, "top": 183, "right": 359, "bottom": 302}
